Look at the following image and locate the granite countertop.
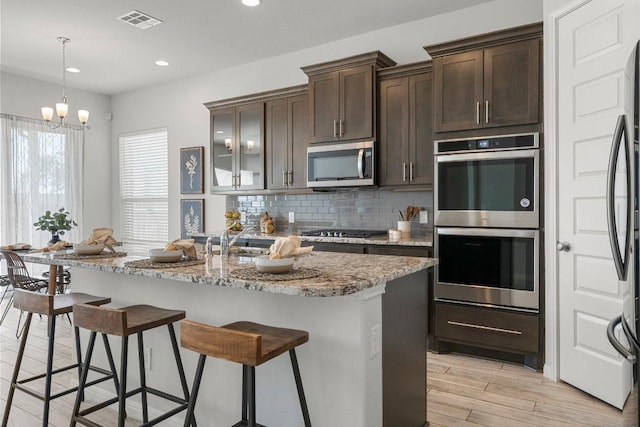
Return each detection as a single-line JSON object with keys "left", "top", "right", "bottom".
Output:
{"left": 191, "top": 231, "right": 433, "bottom": 247}
{"left": 22, "top": 250, "right": 437, "bottom": 298}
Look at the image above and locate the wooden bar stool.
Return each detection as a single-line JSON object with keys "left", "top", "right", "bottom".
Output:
{"left": 1, "top": 289, "right": 118, "bottom": 427}
{"left": 71, "top": 303, "right": 194, "bottom": 427}
{"left": 180, "top": 320, "right": 311, "bottom": 427}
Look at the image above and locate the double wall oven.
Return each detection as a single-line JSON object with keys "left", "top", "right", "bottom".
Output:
{"left": 434, "top": 133, "right": 541, "bottom": 311}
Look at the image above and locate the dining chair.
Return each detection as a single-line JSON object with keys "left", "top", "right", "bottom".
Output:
{"left": 0, "top": 250, "right": 49, "bottom": 337}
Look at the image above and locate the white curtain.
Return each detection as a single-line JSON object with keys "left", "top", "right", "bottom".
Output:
{"left": 0, "top": 114, "right": 84, "bottom": 248}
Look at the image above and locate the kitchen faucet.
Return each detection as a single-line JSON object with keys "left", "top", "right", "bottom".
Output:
{"left": 220, "top": 226, "right": 255, "bottom": 257}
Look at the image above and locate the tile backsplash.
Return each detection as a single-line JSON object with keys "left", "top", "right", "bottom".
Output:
{"left": 227, "top": 190, "right": 433, "bottom": 236}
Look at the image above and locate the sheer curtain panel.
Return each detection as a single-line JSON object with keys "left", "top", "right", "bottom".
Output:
{"left": 0, "top": 114, "right": 84, "bottom": 247}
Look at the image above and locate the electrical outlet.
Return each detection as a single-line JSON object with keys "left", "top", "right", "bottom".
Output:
{"left": 240, "top": 211, "right": 247, "bottom": 223}
{"left": 289, "top": 212, "right": 295, "bottom": 223}
{"left": 419, "top": 210, "right": 429, "bottom": 224}
{"left": 144, "top": 347, "right": 152, "bottom": 371}
{"left": 370, "top": 324, "right": 380, "bottom": 359}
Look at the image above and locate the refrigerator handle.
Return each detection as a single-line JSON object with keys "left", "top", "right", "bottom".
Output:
{"left": 607, "top": 315, "right": 636, "bottom": 362}
{"left": 621, "top": 314, "right": 640, "bottom": 352}
{"left": 606, "top": 114, "right": 631, "bottom": 281}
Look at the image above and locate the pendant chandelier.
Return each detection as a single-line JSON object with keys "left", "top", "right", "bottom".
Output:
{"left": 41, "top": 37, "right": 89, "bottom": 128}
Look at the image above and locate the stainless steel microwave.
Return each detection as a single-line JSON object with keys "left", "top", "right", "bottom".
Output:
{"left": 307, "top": 141, "right": 375, "bottom": 188}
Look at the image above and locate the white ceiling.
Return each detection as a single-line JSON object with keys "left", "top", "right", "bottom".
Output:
{"left": 0, "top": 0, "right": 493, "bottom": 95}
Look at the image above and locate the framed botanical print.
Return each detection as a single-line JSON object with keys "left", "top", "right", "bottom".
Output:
{"left": 180, "top": 146, "right": 204, "bottom": 194}
{"left": 180, "top": 199, "right": 204, "bottom": 239}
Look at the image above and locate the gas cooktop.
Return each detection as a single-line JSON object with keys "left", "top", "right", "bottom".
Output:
{"left": 300, "top": 229, "right": 387, "bottom": 238}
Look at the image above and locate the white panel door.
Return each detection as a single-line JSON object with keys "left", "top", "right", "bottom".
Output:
{"left": 557, "top": 0, "right": 639, "bottom": 408}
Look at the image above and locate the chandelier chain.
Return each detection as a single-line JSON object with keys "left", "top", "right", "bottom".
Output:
{"left": 61, "top": 38, "right": 67, "bottom": 100}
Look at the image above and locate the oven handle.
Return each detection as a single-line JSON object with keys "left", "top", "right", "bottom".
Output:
{"left": 435, "top": 148, "right": 537, "bottom": 163}
{"left": 357, "top": 148, "right": 365, "bottom": 179}
{"left": 605, "top": 114, "right": 630, "bottom": 281}
{"left": 607, "top": 315, "right": 636, "bottom": 362}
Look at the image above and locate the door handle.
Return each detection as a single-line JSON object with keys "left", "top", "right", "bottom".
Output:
{"left": 357, "top": 149, "right": 365, "bottom": 179}
{"left": 339, "top": 120, "right": 344, "bottom": 137}
{"left": 409, "top": 162, "right": 414, "bottom": 182}
{"left": 607, "top": 315, "right": 636, "bottom": 362}
{"left": 283, "top": 170, "right": 288, "bottom": 186}
{"left": 485, "top": 100, "right": 489, "bottom": 123}
{"left": 556, "top": 242, "right": 571, "bottom": 252}
{"left": 402, "top": 162, "right": 407, "bottom": 182}
{"left": 288, "top": 170, "right": 293, "bottom": 186}
{"left": 333, "top": 120, "right": 338, "bottom": 138}
{"left": 606, "top": 114, "right": 631, "bottom": 280}
{"left": 476, "top": 102, "right": 480, "bottom": 125}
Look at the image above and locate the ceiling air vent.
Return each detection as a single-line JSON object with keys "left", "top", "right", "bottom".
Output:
{"left": 117, "top": 10, "right": 162, "bottom": 30}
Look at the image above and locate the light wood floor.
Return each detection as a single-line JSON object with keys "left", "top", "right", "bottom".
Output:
{"left": 0, "top": 297, "right": 630, "bottom": 426}
{"left": 427, "top": 351, "right": 627, "bottom": 426}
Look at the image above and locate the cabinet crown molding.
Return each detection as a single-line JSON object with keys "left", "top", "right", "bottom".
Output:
{"left": 204, "top": 84, "right": 308, "bottom": 110}
{"left": 378, "top": 60, "right": 433, "bottom": 79}
{"left": 424, "top": 22, "right": 543, "bottom": 58}
{"left": 301, "top": 50, "right": 396, "bottom": 76}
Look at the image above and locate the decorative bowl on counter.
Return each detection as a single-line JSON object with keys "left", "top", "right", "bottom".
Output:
{"left": 149, "top": 248, "right": 184, "bottom": 263}
{"left": 254, "top": 255, "right": 294, "bottom": 273}
{"left": 73, "top": 243, "right": 105, "bottom": 255}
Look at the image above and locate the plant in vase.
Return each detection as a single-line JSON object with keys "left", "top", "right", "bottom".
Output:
{"left": 34, "top": 208, "right": 77, "bottom": 244}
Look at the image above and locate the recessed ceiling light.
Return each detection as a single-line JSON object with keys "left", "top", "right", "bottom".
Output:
{"left": 66, "top": 67, "right": 80, "bottom": 73}
{"left": 242, "top": 0, "right": 261, "bottom": 6}
{"left": 216, "top": 130, "right": 224, "bottom": 134}
{"left": 155, "top": 60, "right": 170, "bottom": 67}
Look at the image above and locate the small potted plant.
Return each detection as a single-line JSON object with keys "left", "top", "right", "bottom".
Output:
{"left": 34, "top": 207, "right": 77, "bottom": 244}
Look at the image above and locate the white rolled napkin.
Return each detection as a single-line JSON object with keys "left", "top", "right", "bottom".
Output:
{"left": 269, "top": 236, "right": 313, "bottom": 259}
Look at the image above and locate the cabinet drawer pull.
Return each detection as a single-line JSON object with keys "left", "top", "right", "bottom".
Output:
{"left": 476, "top": 102, "right": 480, "bottom": 124}
{"left": 333, "top": 120, "right": 338, "bottom": 137}
{"left": 485, "top": 100, "right": 489, "bottom": 123}
{"left": 402, "top": 162, "right": 407, "bottom": 182}
{"left": 409, "top": 162, "right": 414, "bottom": 182}
{"left": 447, "top": 321, "right": 522, "bottom": 335}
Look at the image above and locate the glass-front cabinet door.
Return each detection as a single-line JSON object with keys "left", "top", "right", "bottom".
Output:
{"left": 210, "top": 102, "right": 264, "bottom": 192}
{"left": 211, "top": 108, "right": 235, "bottom": 190}
{"left": 237, "top": 103, "right": 264, "bottom": 191}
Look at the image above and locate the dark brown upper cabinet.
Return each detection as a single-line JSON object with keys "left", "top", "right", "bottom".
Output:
{"left": 378, "top": 62, "right": 434, "bottom": 188}
{"left": 207, "top": 102, "right": 265, "bottom": 192}
{"left": 266, "top": 88, "right": 309, "bottom": 190}
{"left": 302, "top": 51, "right": 396, "bottom": 144}
{"left": 425, "top": 23, "right": 542, "bottom": 133}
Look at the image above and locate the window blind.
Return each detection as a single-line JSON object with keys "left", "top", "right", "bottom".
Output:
{"left": 119, "top": 129, "right": 168, "bottom": 250}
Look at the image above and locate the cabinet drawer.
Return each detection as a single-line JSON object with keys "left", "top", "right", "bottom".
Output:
{"left": 435, "top": 303, "right": 538, "bottom": 354}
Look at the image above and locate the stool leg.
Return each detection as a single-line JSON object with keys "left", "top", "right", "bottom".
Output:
{"left": 102, "top": 333, "right": 122, "bottom": 397}
{"left": 137, "top": 332, "right": 149, "bottom": 424}
{"left": 1, "top": 312, "right": 32, "bottom": 427}
{"left": 0, "top": 292, "right": 12, "bottom": 326}
{"left": 70, "top": 331, "right": 97, "bottom": 427}
{"left": 247, "top": 365, "right": 256, "bottom": 427}
{"left": 183, "top": 354, "right": 207, "bottom": 427}
{"left": 42, "top": 314, "right": 57, "bottom": 427}
{"left": 290, "top": 349, "right": 312, "bottom": 427}
{"left": 241, "top": 365, "right": 248, "bottom": 424}
{"left": 119, "top": 336, "right": 129, "bottom": 427}
{"left": 74, "top": 326, "right": 84, "bottom": 402}
{"left": 168, "top": 323, "right": 196, "bottom": 426}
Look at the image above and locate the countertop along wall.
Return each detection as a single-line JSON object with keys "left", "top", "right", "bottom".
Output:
{"left": 110, "top": 0, "right": 543, "bottom": 239}
{"left": 0, "top": 71, "right": 113, "bottom": 238}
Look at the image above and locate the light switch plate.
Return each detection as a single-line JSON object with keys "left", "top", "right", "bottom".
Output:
{"left": 419, "top": 210, "right": 428, "bottom": 224}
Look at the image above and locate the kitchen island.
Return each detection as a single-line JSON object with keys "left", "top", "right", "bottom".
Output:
{"left": 23, "top": 250, "right": 436, "bottom": 427}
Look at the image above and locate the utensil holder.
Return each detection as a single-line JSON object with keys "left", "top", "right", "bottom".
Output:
{"left": 397, "top": 221, "right": 412, "bottom": 239}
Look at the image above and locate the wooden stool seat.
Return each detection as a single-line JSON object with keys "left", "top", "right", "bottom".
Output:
{"left": 2, "top": 290, "right": 117, "bottom": 427}
{"left": 181, "top": 320, "right": 309, "bottom": 367}
{"left": 13, "top": 291, "right": 111, "bottom": 316}
{"left": 181, "top": 320, "right": 311, "bottom": 427}
{"left": 73, "top": 303, "right": 185, "bottom": 336}
{"left": 71, "top": 303, "right": 192, "bottom": 427}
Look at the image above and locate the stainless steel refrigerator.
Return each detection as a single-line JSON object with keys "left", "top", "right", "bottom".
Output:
{"left": 607, "top": 40, "right": 640, "bottom": 426}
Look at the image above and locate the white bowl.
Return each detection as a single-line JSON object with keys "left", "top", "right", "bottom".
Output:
{"left": 254, "top": 255, "right": 294, "bottom": 273}
{"left": 73, "top": 243, "right": 105, "bottom": 255}
{"left": 149, "top": 248, "right": 184, "bottom": 263}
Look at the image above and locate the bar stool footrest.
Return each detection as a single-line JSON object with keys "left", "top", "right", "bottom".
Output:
{"left": 231, "top": 422, "right": 267, "bottom": 427}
